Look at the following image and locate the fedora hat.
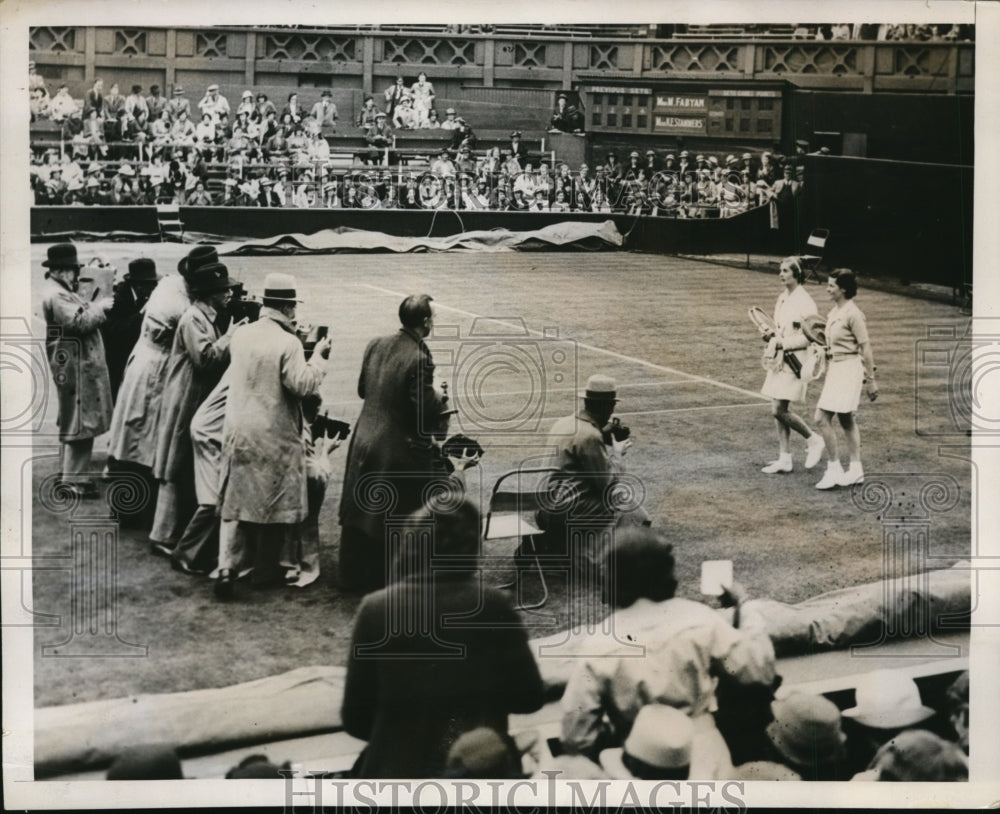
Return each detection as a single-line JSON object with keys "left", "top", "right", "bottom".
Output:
{"left": 188, "top": 262, "right": 238, "bottom": 296}
{"left": 263, "top": 271, "right": 303, "bottom": 303}
{"left": 842, "top": 670, "right": 935, "bottom": 729}
{"left": 177, "top": 244, "right": 219, "bottom": 276}
{"left": 580, "top": 374, "right": 617, "bottom": 402}
{"left": 173, "top": 86, "right": 184, "bottom": 95}
{"left": 42, "top": 243, "right": 82, "bottom": 270}
{"left": 128, "top": 257, "right": 160, "bottom": 283}
{"left": 766, "top": 693, "right": 846, "bottom": 768}
{"left": 800, "top": 315, "right": 828, "bottom": 347}
{"left": 599, "top": 705, "right": 694, "bottom": 779}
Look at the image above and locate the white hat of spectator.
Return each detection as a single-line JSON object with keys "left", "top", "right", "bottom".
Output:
{"left": 599, "top": 706, "right": 694, "bottom": 779}
{"left": 86, "top": 177, "right": 100, "bottom": 188}
{"left": 680, "top": 150, "right": 689, "bottom": 157}
{"left": 665, "top": 154, "right": 675, "bottom": 160}
{"left": 262, "top": 272, "right": 304, "bottom": 303}
{"left": 842, "top": 670, "right": 936, "bottom": 729}
{"left": 375, "top": 110, "right": 387, "bottom": 118}
{"left": 224, "top": 178, "right": 238, "bottom": 186}
{"left": 117, "top": 163, "right": 135, "bottom": 177}
{"left": 242, "top": 90, "right": 253, "bottom": 98}
{"left": 709, "top": 156, "right": 719, "bottom": 166}
{"left": 742, "top": 152, "right": 752, "bottom": 160}
{"left": 173, "top": 86, "right": 184, "bottom": 95}
{"left": 208, "top": 83, "right": 219, "bottom": 92}
{"left": 446, "top": 108, "right": 456, "bottom": 115}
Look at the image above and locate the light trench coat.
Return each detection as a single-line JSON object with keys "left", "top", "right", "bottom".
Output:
{"left": 40, "top": 277, "right": 113, "bottom": 442}
{"left": 218, "top": 308, "right": 326, "bottom": 525}
{"left": 107, "top": 274, "right": 190, "bottom": 466}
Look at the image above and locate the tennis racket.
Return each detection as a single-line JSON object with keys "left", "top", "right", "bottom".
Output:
{"left": 748, "top": 306, "right": 776, "bottom": 339}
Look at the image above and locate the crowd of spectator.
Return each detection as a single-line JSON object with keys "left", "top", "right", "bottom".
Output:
{"left": 30, "top": 74, "right": 811, "bottom": 218}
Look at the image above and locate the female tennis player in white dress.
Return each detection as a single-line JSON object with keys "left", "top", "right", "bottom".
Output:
{"left": 760, "top": 257, "right": 826, "bottom": 474}
{"left": 813, "top": 270, "right": 879, "bottom": 489}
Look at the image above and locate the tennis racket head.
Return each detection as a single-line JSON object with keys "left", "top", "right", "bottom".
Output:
{"left": 748, "top": 306, "right": 776, "bottom": 337}
{"left": 801, "top": 314, "right": 828, "bottom": 347}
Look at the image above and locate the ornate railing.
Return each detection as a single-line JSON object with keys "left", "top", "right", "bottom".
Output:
{"left": 28, "top": 27, "right": 974, "bottom": 94}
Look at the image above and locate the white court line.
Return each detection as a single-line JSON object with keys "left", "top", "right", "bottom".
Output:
{"left": 358, "top": 282, "right": 769, "bottom": 402}
{"left": 615, "top": 402, "right": 771, "bottom": 417}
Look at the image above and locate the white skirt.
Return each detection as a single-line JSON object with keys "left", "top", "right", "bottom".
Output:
{"left": 761, "top": 358, "right": 808, "bottom": 403}
{"left": 817, "top": 355, "right": 864, "bottom": 414}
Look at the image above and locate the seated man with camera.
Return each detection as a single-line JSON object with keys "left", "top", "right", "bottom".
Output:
{"left": 535, "top": 374, "right": 651, "bottom": 578}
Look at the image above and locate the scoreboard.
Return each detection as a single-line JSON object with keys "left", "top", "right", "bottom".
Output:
{"left": 582, "top": 81, "right": 784, "bottom": 142}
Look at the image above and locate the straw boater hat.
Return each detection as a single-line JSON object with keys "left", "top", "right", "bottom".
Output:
{"left": 42, "top": 243, "right": 82, "bottom": 271}
{"left": 599, "top": 705, "right": 694, "bottom": 779}
{"left": 766, "top": 693, "right": 847, "bottom": 768}
{"left": 580, "top": 374, "right": 618, "bottom": 402}
{"left": 841, "top": 670, "right": 936, "bottom": 729}
{"left": 262, "top": 272, "right": 303, "bottom": 303}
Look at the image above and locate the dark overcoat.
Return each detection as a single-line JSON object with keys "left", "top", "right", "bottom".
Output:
{"left": 341, "top": 573, "right": 545, "bottom": 778}
{"left": 338, "top": 328, "right": 447, "bottom": 538}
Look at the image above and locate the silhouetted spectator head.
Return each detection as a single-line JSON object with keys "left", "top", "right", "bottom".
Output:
{"left": 393, "top": 497, "right": 481, "bottom": 581}
{"left": 397, "top": 293, "right": 434, "bottom": 332}
{"left": 602, "top": 527, "right": 678, "bottom": 608}
{"left": 868, "top": 730, "right": 968, "bottom": 781}
{"left": 766, "top": 693, "right": 847, "bottom": 780}
{"left": 445, "top": 728, "right": 522, "bottom": 778}
{"left": 106, "top": 744, "right": 183, "bottom": 780}
{"left": 225, "top": 754, "right": 286, "bottom": 779}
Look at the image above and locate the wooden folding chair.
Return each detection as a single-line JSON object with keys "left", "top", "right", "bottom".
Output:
{"left": 799, "top": 228, "right": 830, "bottom": 283}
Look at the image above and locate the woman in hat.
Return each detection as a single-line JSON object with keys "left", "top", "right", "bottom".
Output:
{"left": 101, "top": 257, "right": 161, "bottom": 399}
{"left": 40, "top": 243, "right": 116, "bottom": 497}
{"left": 759, "top": 257, "right": 826, "bottom": 475}
{"left": 151, "top": 262, "right": 241, "bottom": 555}
{"left": 813, "top": 270, "right": 878, "bottom": 489}
{"left": 107, "top": 245, "right": 217, "bottom": 524}
{"left": 342, "top": 498, "right": 545, "bottom": 778}
{"left": 424, "top": 107, "right": 441, "bottom": 130}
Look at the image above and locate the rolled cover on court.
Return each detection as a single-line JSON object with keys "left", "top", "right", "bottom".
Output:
{"left": 528, "top": 562, "right": 971, "bottom": 689}
{"left": 34, "top": 665, "right": 345, "bottom": 776}
{"left": 34, "top": 565, "right": 970, "bottom": 774}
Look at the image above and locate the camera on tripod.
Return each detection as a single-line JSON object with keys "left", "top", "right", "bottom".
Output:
{"left": 602, "top": 417, "right": 631, "bottom": 445}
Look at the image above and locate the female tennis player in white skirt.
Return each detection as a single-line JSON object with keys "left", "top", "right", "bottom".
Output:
{"left": 760, "top": 258, "right": 826, "bottom": 473}
{"left": 813, "top": 270, "right": 879, "bottom": 489}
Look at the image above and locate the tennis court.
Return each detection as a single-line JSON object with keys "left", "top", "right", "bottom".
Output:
{"left": 28, "top": 244, "right": 972, "bottom": 705}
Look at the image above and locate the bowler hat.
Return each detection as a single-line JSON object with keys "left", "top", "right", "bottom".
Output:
{"left": 178, "top": 244, "right": 219, "bottom": 275}
{"left": 263, "top": 271, "right": 303, "bottom": 302}
{"left": 128, "top": 258, "right": 160, "bottom": 283}
{"left": 841, "top": 670, "right": 935, "bottom": 729}
{"left": 42, "top": 243, "right": 82, "bottom": 270}
{"left": 599, "top": 705, "right": 694, "bottom": 779}
{"left": 580, "top": 374, "right": 618, "bottom": 402}
{"left": 766, "top": 693, "right": 846, "bottom": 768}
{"left": 189, "top": 262, "right": 238, "bottom": 296}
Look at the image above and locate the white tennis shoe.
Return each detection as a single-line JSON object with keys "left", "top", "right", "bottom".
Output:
{"left": 804, "top": 434, "right": 825, "bottom": 469}
{"left": 815, "top": 461, "right": 845, "bottom": 490}
{"left": 839, "top": 462, "right": 864, "bottom": 486}
{"left": 761, "top": 455, "right": 793, "bottom": 474}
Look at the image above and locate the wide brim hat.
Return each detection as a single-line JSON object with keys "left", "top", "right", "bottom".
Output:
{"left": 128, "top": 257, "right": 160, "bottom": 282}
{"left": 262, "top": 271, "right": 303, "bottom": 302}
{"left": 178, "top": 244, "right": 220, "bottom": 275}
{"left": 841, "top": 671, "right": 936, "bottom": 729}
{"left": 85, "top": 177, "right": 100, "bottom": 188}
{"left": 766, "top": 693, "right": 847, "bottom": 768}
{"left": 800, "top": 315, "right": 828, "bottom": 347}
{"left": 42, "top": 242, "right": 82, "bottom": 270}
{"left": 118, "top": 164, "right": 136, "bottom": 177}
{"left": 601, "top": 705, "right": 693, "bottom": 778}
{"left": 188, "top": 262, "right": 239, "bottom": 295}
{"left": 375, "top": 111, "right": 387, "bottom": 118}
{"left": 579, "top": 373, "right": 618, "bottom": 402}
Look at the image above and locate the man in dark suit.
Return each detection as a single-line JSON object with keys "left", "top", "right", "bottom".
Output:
{"left": 509, "top": 131, "right": 528, "bottom": 166}
{"left": 342, "top": 498, "right": 545, "bottom": 778}
{"left": 101, "top": 257, "right": 160, "bottom": 399}
{"left": 337, "top": 294, "right": 449, "bottom": 593}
